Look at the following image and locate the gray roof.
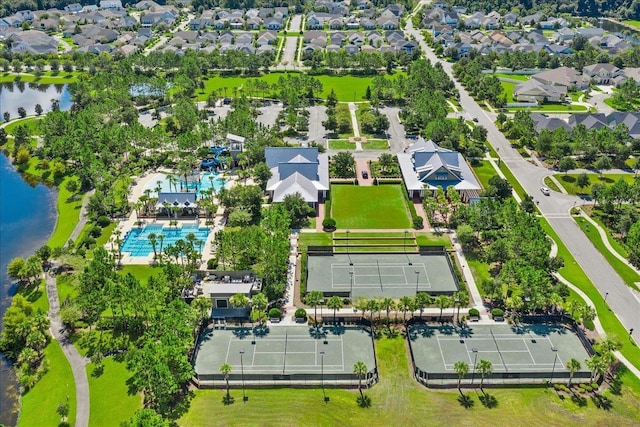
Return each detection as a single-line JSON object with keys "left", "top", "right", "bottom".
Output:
{"left": 265, "top": 147, "right": 329, "bottom": 203}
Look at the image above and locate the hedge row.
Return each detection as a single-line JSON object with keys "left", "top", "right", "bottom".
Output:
{"left": 401, "top": 182, "right": 423, "bottom": 229}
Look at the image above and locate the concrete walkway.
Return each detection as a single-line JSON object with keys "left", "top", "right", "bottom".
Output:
{"left": 69, "top": 190, "right": 95, "bottom": 243}
{"left": 46, "top": 266, "right": 89, "bottom": 427}
{"left": 348, "top": 103, "right": 363, "bottom": 151}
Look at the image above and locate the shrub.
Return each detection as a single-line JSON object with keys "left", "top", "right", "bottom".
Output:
{"left": 207, "top": 258, "right": 218, "bottom": 270}
{"left": 295, "top": 308, "right": 307, "bottom": 318}
{"left": 89, "top": 225, "right": 102, "bottom": 238}
{"left": 413, "top": 216, "right": 424, "bottom": 229}
{"left": 322, "top": 217, "right": 336, "bottom": 231}
{"left": 342, "top": 297, "right": 351, "bottom": 305}
{"left": 81, "top": 236, "right": 96, "bottom": 248}
{"left": 96, "top": 216, "right": 111, "bottom": 227}
{"left": 268, "top": 308, "right": 282, "bottom": 319}
{"left": 468, "top": 308, "right": 480, "bottom": 317}
{"left": 491, "top": 308, "right": 504, "bottom": 317}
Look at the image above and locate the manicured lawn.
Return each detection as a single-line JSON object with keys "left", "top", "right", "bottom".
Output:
{"left": 603, "top": 96, "right": 640, "bottom": 112}
{"left": 119, "top": 264, "right": 162, "bottom": 282}
{"left": 362, "top": 139, "right": 389, "bottom": 150}
{"left": 497, "top": 162, "right": 527, "bottom": 200}
{"left": 14, "top": 279, "right": 48, "bottom": 313}
{"left": 415, "top": 232, "right": 451, "bottom": 248}
{"left": 540, "top": 219, "right": 640, "bottom": 372}
{"left": 57, "top": 273, "right": 80, "bottom": 303}
{"left": 471, "top": 160, "right": 498, "bottom": 190}
{"left": 329, "top": 139, "right": 357, "bottom": 150}
{"left": 574, "top": 215, "right": 640, "bottom": 291}
{"left": 3, "top": 117, "right": 43, "bottom": 136}
{"left": 179, "top": 335, "right": 640, "bottom": 426}
{"left": 623, "top": 19, "right": 640, "bottom": 29}
{"left": 87, "top": 358, "right": 141, "bottom": 427}
{"left": 49, "top": 180, "right": 84, "bottom": 249}
{"left": 331, "top": 185, "right": 411, "bottom": 229}
{"left": 543, "top": 176, "right": 562, "bottom": 192}
{"left": 508, "top": 104, "right": 589, "bottom": 112}
{"left": 492, "top": 73, "right": 530, "bottom": 81}
{"left": 500, "top": 80, "right": 516, "bottom": 103}
{"left": 334, "top": 232, "right": 406, "bottom": 238}
{"left": 0, "top": 71, "right": 79, "bottom": 84}
{"left": 19, "top": 341, "right": 76, "bottom": 427}
{"left": 553, "top": 173, "right": 637, "bottom": 195}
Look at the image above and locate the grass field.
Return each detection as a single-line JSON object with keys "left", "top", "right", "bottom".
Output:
{"left": 604, "top": 96, "right": 640, "bottom": 112}
{"left": 0, "top": 71, "right": 79, "bottom": 84}
{"left": 471, "top": 160, "right": 498, "bottom": 189}
{"left": 14, "top": 279, "right": 48, "bottom": 313}
{"left": 507, "top": 104, "right": 589, "bottom": 113}
{"left": 623, "top": 19, "right": 640, "bottom": 29}
{"left": 362, "top": 139, "right": 389, "bottom": 150}
{"left": 329, "top": 139, "right": 357, "bottom": 150}
{"left": 492, "top": 73, "right": 530, "bottom": 81}
{"left": 500, "top": 81, "right": 516, "bottom": 103}
{"left": 574, "top": 215, "right": 640, "bottom": 291}
{"left": 198, "top": 72, "right": 405, "bottom": 102}
{"left": 49, "top": 179, "right": 84, "bottom": 248}
{"left": 178, "top": 335, "right": 640, "bottom": 427}
{"left": 119, "top": 264, "right": 162, "bottom": 282}
{"left": 3, "top": 117, "right": 43, "bottom": 136}
{"left": 497, "top": 161, "right": 527, "bottom": 200}
{"left": 553, "top": 174, "right": 637, "bottom": 195}
{"left": 331, "top": 185, "right": 411, "bottom": 229}
{"left": 18, "top": 341, "right": 76, "bottom": 427}
{"left": 87, "top": 358, "right": 140, "bottom": 427}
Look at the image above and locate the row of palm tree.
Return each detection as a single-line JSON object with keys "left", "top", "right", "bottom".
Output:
{"left": 304, "top": 291, "right": 471, "bottom": 326}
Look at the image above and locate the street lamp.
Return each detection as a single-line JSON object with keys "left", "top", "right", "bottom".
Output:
{"left": 549, "top": 347, "right": 558, "bottom": 386}
{"left": 454, "top": 297, "right": 460, "bottom": 324}
{"left": 604, "top": 292, "right": 609, "bottom": 303}
{"left": 320, "top": 351, "right": 328, "bottom": 402}
{"left": 350, "top": 271, "right": 354, "bottom": 298}
{"left": 415, "top": 271, "right": 420, "bottom": 295}
{"left": 471, "top": 348, "right": 479, "bottom": 385}
{"left": 405, "top": 230, "right": 412, "bottom": 265}
{"left": 239, "top": 351, "right": 247, "bottom": 402}
{"left": 347, "top": 230, "right": 353, "bottom": 266}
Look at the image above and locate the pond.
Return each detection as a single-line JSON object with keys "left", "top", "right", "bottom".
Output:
{"left": 0, "top": 81, "right": 72, "bottom": 121}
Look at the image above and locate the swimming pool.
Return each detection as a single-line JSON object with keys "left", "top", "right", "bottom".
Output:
{"left": 144, "top": 172, "right": 225, "bottom": 197}
{"left": 120, "top": 224, "right": 211, "bottom": 257}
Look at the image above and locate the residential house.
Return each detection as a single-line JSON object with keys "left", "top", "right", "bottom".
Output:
{"left": 540, "top": 17, "right": 567, "bottom": 30}
{"left": 348, "top": 32, "right": 364, "bottom": 46}
{"left": 344, "top": 43, "right": 359, "bottom": 55}
{"left": 521, "top": 12, "right": 543, "bottom": 25}
{"left": 514, "top": 79, "right": 567, "bottom": 102}
{"left": 531, "top": 113, "right": 573, "bottom": 133}
{"left": 64, "top": 3, "right": 83, "bottom": 13}
{"left": 553, "top": 27, "right": 576, "bottom": 43}
{"left": 503, "top": 12, "right": 518, "bottom": 25}
{"left": 264, "top": 17, "right": 284, "bottom": 30}
{"left": 265, "top": 147, "right": 329, "bottom": 207}
{"left": 531, "top": 66, "right": 590, "bottom": 90}
{"left": 140, "top": 11, "right": 176, "bottom": 28}
{"left": 582, "top": 63, "right": 623, "bottom": 85}
{"left": 257, "top": 30, "right": 277, "bottom": 46}
{"left": 568, "top": 114, "right": 608, "bottom": 131}
{"left": 398, "top": 138, "right": 481, "bottom": 201}
{"left": 376, "top": 16, "right": 399, "bottom": 30}
{"left": 441, "top": 11, "right": 458, "bottom": 25}
{"left": 99, "top": 0, "right": 123, "bottom": 10}
{"left": 8, "top": 30, "right": 58, "bottom": 54}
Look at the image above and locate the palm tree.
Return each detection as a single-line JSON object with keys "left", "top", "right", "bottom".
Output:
{"left": 585, "top": 355, "right": 605, "bottom": 383}
{"left": 230, "top": 293, "right": 250, "bottom": 326}
{"left": 454, "top": 291, "right": 468, "bottom": 323}
{"left": 415, "top": 293, "right": 432, "bottom": 320}
{"left": 365, "top": 298, "right": 379, "bottom": 326}
{"left": 600, "top": 338, "right": 621, "bottom": 354}
{"left": 579, "top": 305, "right": 596, "bottom": 331}
{"left": 454, "top": 361, "right": 469, "bottom": 392}
{"left": 399, "top": 296, "right": 414, "bottom": 323}
{"left": 565, "top": 299, "right": 581, "bottom": 320}
{"left": 353, "top": 361, "right": 368, "bottom": 399}
{"left": 251, "top": 293, "right": 268, "bottom": 325}
{"left": 148, "top": 233, "right": 158, "bottom": 260}
{"left": 435, "top": 295, "right": 451, "bottom": 323}
{"left": 158, "top": 234, "right": 165, "bottom": 257}
{"left": 305, "top": 290, "right": 324, "bottom": 325}
{"left": 477, "top": 359, "right": 493, "bottom": 391}
{"left": 327, "top": 295, "right": 343, "bottom": 325}
{"left": 192, "top": 297, "right": 212, "bottom": 326}
{"left": 566, "top": 358, "right": 581, "bottom": 387}
{"left": 220, "top": 363, "right": 232, "bottom": 402}
{"left": 380, "top": 298, "right": 395, "bottom": 330}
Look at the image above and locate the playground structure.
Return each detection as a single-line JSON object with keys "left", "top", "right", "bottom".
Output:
{"left": 201, "top": 146, "right": 229, "bottom": 170}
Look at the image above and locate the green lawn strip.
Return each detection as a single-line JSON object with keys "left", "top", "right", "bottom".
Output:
{"left": 3, "top": 117, "right": 43, "bottom": 136}
{"left": 500, "top": 80, "right": 516, "bottom": 103}
{"left": 588, "top": 214, "right": 629, "bottom": 258}
{"left": 334, "top": 239, "right": 413, "bottom": 245}
{"left": 18, "top": 341, "right": 76, "bottom": 427}
{"left": 415, "top": 232, "right": 450, "bottom": 248}
{"left": 335, "top": 246, "right": 416, "bottom": 253}
{"left": 0, "top": 72, "right": 79, "bottom": 84}
{"left": 118, "top": 264, "right": 163, "bottom": 282}
{"left": 573, "top": 216, "right": 640, "bottom": 291}
{"left": 49, "top": 179, "right": 84, "bottom": 248}
{"left": 623, "top": 19, "right": 640, "bottom": 28}
{"left": 331, "top": 185, "right": 411, "bottom": 229}
{"left": 554, "top": 173, "right": 636, "bottom": 195}
{"left": 362, "top": 140, "right": 389, "bottom": 150}
{"left": 543, "top": 176, "right": 562, "bottom": 192}
{"left": 497, "top": 161, "right": 527, "bottom": 199}
{"left": 540, "top": 219, "right": 640, "bottom": 371}
{"left": 328, "top": 140, "right": 357, "bottom": 150}
{"left": 603, "top": 96, "right": 640, "bottom": 112}
{"left": 57, "top": 273, "right": 80, "bottom": 303}
{"left": 507, "top": 104, "right": 588, "bottom": 112}
{"left": 334, "top": 232, "right": 406, "bottom": 238}
{"left": 492, "top": 73, "right": 530, "bottom": 81}
{"left": 471, "top": 160, "right": 498, "bottom": 189}
{"left": 87, "top": 358, "right": 141, "bottom": 427}
{"left": 179, "top": 335, "right": 640, "bottom": 426}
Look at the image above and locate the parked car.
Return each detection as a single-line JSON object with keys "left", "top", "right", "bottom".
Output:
{"left": 540, "top": 187, "right": 551, "bottom": 196}
{"left": 472, "top": 117, "right": 478, "bottom": 122}
{"left": 361, "top": 170, "right": 369, "bottom": 179}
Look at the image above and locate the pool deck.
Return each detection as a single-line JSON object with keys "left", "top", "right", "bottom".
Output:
{"left": 106, "top": 168, "right": 236, "bottom": 266}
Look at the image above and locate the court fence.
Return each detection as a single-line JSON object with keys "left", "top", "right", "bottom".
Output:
{"left": 406, "top": 317, "right": 594, "bottom": 388}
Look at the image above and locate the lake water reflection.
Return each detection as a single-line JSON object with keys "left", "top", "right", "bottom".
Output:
{"left": 0, "top": 82, "right": 72, "bottom": 120}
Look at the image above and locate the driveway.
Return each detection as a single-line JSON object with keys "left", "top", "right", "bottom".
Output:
{"left": 380, "top": 106, "right": 406, "bottom": 154}
{"left": 405, "top": 3, "right": 640, "bottom": 340}
{"left": 355, "top": 158, "right": 374, "bottom": 186}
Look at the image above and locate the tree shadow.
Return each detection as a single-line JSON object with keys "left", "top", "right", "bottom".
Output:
{"left": 356, "top": 394, "right": 371, "bottom": 408}
{"left": 90, "top": 363, "right": 104, "bottom": 378}
{"left": 169, "top": 389, "right": 195, "bottom": 420}
{"left": 457, "top": 393, "right": 474, "bottom": 408}
{"left": 591, "top": 394, "right": 612, "bottom": 410}
{"left": 222, "top": 394, "right": 235, "bottom": 405}
{"left": 232, "top": 327, "right": 252, "bottom": 340}
{"left": 383, "top": 327, "right": 400, "bottom": 338}
{"left": 570, "top": 393, "right": 588, "bottom": 407}
{"left": 478, "top": 392, "right": 498, "bottom": 408}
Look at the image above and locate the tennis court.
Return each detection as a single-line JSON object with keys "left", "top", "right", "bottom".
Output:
{"left": 193, "top": 325, "right": 376, "bottom": 384}
{"left": 408, "top": 323, "right": 592, "bottom": 385}
{"left": 306, "top": 253, "right": 459, "bottom": 298}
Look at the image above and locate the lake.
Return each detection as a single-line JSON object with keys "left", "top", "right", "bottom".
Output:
{"left": 0, "top": 82, "right": 72, "bottom": 121}
{"left": 0, "top": 131, "right": 58, "bottom": 424}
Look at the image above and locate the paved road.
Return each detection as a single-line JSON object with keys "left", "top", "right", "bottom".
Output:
{"left": 144, "top": 12, "right": 194, "bottom": 56}
{"left": 380, "top": 106, "right": 406, "bottom": 153}
{"left": 278, "top": 36, "right": 299, "bottom": 68}
{"left": 406, "top": 1, "right": 640, "bottom": 342}
{"left": 288, "top": 13, "right": 302, "bottom": 32}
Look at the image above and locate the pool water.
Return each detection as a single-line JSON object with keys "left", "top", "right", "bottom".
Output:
{"left": 120, "top": 224, "right": 211, "bottom": 257}
{"left": 145, "top": 172, "right": 225, "bottom": 197}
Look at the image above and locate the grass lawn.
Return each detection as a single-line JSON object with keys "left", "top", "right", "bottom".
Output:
{"left": 492, "top": 73, "right": 530, "bottom": 81}
{"left": 57, "top": 273, "right": 80, "bottom": 303}
{"left": 329, "top": 139, "right": 357, "bottom": 150}
{"left": 553, "top": 174, "right": 637, "bottom": 195}
{"left": 331, "top": 185, "right": 411, "bottom": 229}
{"left": 87, "top": 358, "right": 140, "bottom": 427}
{"left": 14, "top": 279, "right": 48, "bottom": 313}
{"left": 543, "top": 176, "right": 562, "bottom": 193}
{"left": 500, "top": 81, "right": 516, "bottom": 103}
{"left": 497, "top": 162, "right": 527, "bottom": 200}
{"left": 178, "top": 335, "right": 640, "bottom": 427}
{"left": 18, "top": 341, "right": 76, "bottom": 427}
{"left": 589, "top": 213, "right": 629, "bottom": 258}
{"left": 574, "top": 215, "right": 640, "bottom": 291}
{"left": 334, "top": 232, "right": 407, "bottom": 238}
{"left": 49, "top": 180, "right": 84, "bottom": 248}
{"left": 604, "top": 96, "right": 640, "bottom": 112}
{"left": 0, "top": 71, "right": 79, "bottom": 84}
{"left": 540, "top": 219, "right": 640, "bottom": 372}
{"left": 507, "top": 104, "right": 589, "bottom": 113}
{"left": 362, "top": 139, "right": 389, "bottom": 150}
{"left": 3, "top": 117, "right": 43, "bottom": 136}
{"left": 119, "top": 264, "right": 162, "bottom": 282}
{"left": 471, "top": 160, "right": 498, "bottom": 190}
{"left": 415, "top": 232, "right": 451, "bottom": 248}
{"left": 623, "top": 19, "right": 640, "bottom": 28}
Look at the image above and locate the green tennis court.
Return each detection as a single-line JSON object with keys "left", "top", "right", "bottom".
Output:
{"left": 307, "top": 253, "right": 459, "bottom": 298}
{"left": 408, "top": 323, "right": 592, "bottom": 385}
{"left": 193, "top": 325, "right": 376, "bottom": 383}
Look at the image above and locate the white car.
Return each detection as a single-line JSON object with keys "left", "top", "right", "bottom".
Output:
{"left": 540, "top": 187, "right": 551, "bottom": 196}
